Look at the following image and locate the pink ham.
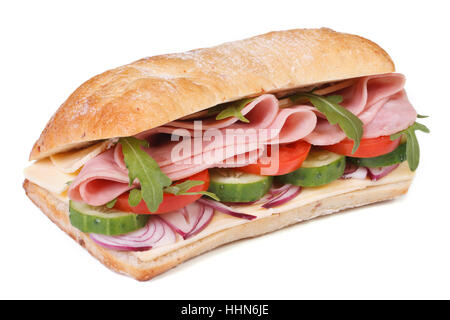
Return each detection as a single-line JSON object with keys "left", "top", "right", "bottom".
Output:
{"left": 363, "top": 91, "right": 416, "bottom": 138}
{"left": 168, "top": 94, "right": 280, "bottom": 130}
{"left": 305, "top": 73, "right": 416, "bottom": 145}
{"left": 266, "top": 106, "right": 317, "bottom": 144}
{"left": 68, "top": 149, "right": 133, "bottom": 206}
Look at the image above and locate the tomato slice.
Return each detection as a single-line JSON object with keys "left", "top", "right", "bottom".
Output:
{"left": 237, "top": 140, "right": 311, "bottom": 176}
{"left": 114, "top": 170, "right": 210, "bottom": 214}
{"left": 323, "top": 136, "right": 401, "bottom": 158}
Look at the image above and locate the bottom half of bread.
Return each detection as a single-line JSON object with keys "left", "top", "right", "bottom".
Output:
{"left": 23, "top": 173, "right": 413, "bottom": 281}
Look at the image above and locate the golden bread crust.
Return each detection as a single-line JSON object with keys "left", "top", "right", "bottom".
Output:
{"left": 30, "top": 28, "right": 394, "bottom": 160}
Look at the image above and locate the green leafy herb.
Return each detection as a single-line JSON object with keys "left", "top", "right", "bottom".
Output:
{"left": 417, "top": 114, "right": 429, "bottom": 119}
{"left": 119, "top": 137, "right": 171, "bottom": 212}
{"left": 65, "top": 181, "right": 72, "bottom": 186}
{"left": 390, "top": 122, "right": 430, "bottom": 171}
{"left": 163, "top": 180, "right": 204, "bottom": 194}
{"left": 185, "top": 191, "right": 220, "bottom": 201}
{"left": 105, "top": 198, "right": 117, "bottom": 209}
{"left": 128, "top": 189, "right": 142, "bottom": 207}
{"left": 291, "top": 93, "right": 364, "bottom": 153}
{"left": 213, "top": 98, "right": 254, "bottom": 123}
{"left": 164, "top": 180, "right": 220, "bottom": 201}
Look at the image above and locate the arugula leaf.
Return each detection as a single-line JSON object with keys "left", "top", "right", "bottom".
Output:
{"left": 119, "top": 137, "right": 171, "bottom": 212}
{"left": 390, "top": 122, "right": 430, "bottom": 171}
{"left": 412, "top": 122, "right": 430, "bottom": 134}
{"left": 325, "top": 95, "right": 344, "bottom": 104}
{"left": 163, "top": 180, "right": 204, "bottom": 194}
{"left": 128, "top": 189, "right": 142, "bottom": 207}
{"left": 163, "top": 180, "right": 220, "bottom": 201}
{"left": 214, "top": 98, "right": 254, "bottom": 123}
{"left": 105, "top": 198, "right": 117, "bottom": 209}
{"left": 183, "top": 191, "right": 220, "bottom": 201}
{"left": 291, "top": 92, "right": 364, "bottom": 153}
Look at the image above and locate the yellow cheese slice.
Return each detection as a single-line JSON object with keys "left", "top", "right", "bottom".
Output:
{"left": 50, "top": 141, "right": 109, "bottom": 173}
{"left": 24, "top": 158, "right": 78, "bottom": 194}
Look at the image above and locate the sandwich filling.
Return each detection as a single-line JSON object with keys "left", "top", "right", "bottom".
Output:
{"left": 24, "top": 73, "right": 429, "bottom": 252}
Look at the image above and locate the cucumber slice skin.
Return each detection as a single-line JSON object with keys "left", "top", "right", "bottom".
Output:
{"left": 348, "top": 143, "right": 406, "bottom": 168}
{"left": 69, "top": 201, "right": 150, "bottom": 236}
{"left": 208, "top": 171, "right": 273, "bottom": 203}
{"left": 276, "top": 155, "right": 346, "bottom": 187}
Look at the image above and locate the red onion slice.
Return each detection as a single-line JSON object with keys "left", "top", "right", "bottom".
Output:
{"left": 199, "top": 184, "right": 301, "bottom": 216}
{"left": 197, "top": 198, "right": 257, "bottom": 220}
{"left": 222, "top": 201, "right": 257, "bottom": 206}
{"left": 160, "top": 202, "right": 205, "bottom": 238}
{"left": 252, "top": 184, "right": 291, "bottom": 205}
{"left": 367, "top": 164, "right": 399, "bottom": 181}
{"left": 184, "top": 205, "right": 214, "bottom": 239}
{"left": 153, "top": 220, "right": 177, "bottom": 247}
{"left": 343, "top": 162, "right": 359, "bottom": 175}
{"left": 93, "top": 219, "right": 163, "bottom": 247}
{"left": 341, "top": 167, "right": 368, "bottom": 180}
{"left": 160, "top": 201, "right": 215, "bottom": 239}
{"left": 117, "top": 219, "right": 156, "bottom": 240}
{"left": 268, "top": 184, "right": 291, "bottom": 195}
{"left": 262, "top": 185, "right": 302, "bottom": 208}
{"left": 90, "top": 217, "right": 176, "bottom": 251}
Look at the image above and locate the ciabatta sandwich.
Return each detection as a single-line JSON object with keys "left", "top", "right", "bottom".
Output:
{"left": 23, "top": 28, "right": 429, "bottom": 281}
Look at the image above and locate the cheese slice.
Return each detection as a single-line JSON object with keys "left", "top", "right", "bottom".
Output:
{"left": 134, "top": 163, "right": 414, "bottom": 262}
{"left": 24, "top": 158, "right": 78, "bottom": 194}
{"left": 50, "top": 141, "right": 109, "bottom": 173}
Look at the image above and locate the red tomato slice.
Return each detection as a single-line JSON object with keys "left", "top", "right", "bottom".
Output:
{"left": 323, "top": 136, "right": 401, "bottom": 158}
{"left": 114, "top": 170, "right": 210, "bottom": 214}
{"left": 237, "top": 140, "right": 311, "bottom": 176}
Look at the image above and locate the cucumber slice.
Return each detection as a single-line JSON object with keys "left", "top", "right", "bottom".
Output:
{"left": 69, "top": 200, "right": 150, "bottom": 235}
{"left": 208, "top": 168, "right": 273, "bottom": 202}
{"left": 348, "top": 143, "right": 406, "bottom": 168}
{"left": 276, "top": 149, "right": 346, "bottom": 187}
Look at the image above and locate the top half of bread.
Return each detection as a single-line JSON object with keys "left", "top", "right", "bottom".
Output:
{"left": 29, "top": 28, "right": 395, "bottom": 161}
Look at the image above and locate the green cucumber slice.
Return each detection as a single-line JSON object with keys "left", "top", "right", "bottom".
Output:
{"left": 69, "top": 200, "right": 150, "bottom": 235}
{"left": 276, "top": 149, "right": 346, "bottom": 187}
{"left": 348, "top": 143, "right": 406, "bottom": 168}
{"left": 208, "top": 168, "right": 273, "bottom": 202}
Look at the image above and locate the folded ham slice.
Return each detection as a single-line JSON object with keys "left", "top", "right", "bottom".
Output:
{"left": 169, "top": 94, "right": 280, "bottom": 130}
{"left": 305, "top": 73, "right": 416, "bottom": 145}
{"left": 68, "top": 73, "right": 417, "bottom": 207}
{"left": 68, "top": 149, "right": 133, "bottom": 206}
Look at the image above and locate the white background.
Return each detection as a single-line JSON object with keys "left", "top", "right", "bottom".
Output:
{"left": 1, "top": 0, "right": 449, "bottom": 299}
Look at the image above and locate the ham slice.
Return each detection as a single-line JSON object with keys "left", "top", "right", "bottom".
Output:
{"left": 68, "top": 73, "right": 417, "bottom": 206}
{"left": 363, "top": 90, "right": 416, "bottom": 138}
{"left": 68, "top": 149, "right": 133, "bottom": 206}
{"left": 305, "top": 73, "right": 416, "bottom": 145}
{"left": 169, "top": 94, "right": 280, "bottom": 130}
